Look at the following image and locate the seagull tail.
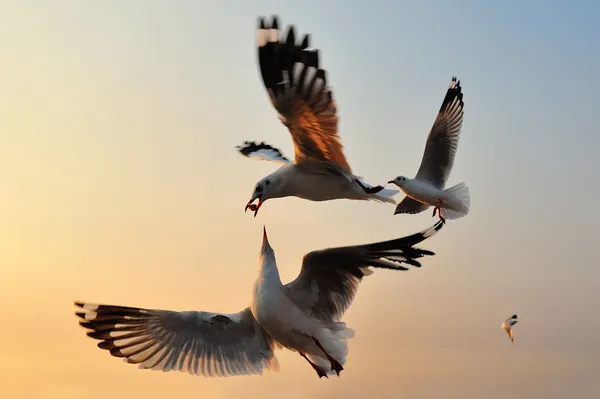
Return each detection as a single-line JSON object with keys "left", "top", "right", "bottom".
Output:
{"left": 440, "top": 182, "right": 470, "bottom": 220}
{"left": 306, "top": 322, "right": 354, "bottom": 375}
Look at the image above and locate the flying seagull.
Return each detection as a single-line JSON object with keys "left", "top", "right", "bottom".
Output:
{"left": 388, "top": 77, "right": 470, "bottom": 224}
{"left": 75, "top": 221, "right": 443, "bottom": 378}
{"left": 501, "top": 314, "right": 518, "bottom": 343}
{"left": 237, "top": 16, "right": 398, "bottom": 217}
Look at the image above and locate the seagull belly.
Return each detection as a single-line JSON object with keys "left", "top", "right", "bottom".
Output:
{"left": 253, "top": 289, "right": 316, "bottom": 350}
{"left": 402, "top": 180, "right": 445, "bottom": 206}
{"left": 292, "top": 172, "right": 351, "bottom": 201}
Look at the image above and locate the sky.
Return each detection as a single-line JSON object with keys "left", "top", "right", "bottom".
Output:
{"left": 1, "top": 0, "right": 600, "bottom": 398}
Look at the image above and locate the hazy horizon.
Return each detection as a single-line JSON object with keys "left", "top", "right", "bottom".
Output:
{"left": 2, "top": 1, "right": 599, "bottom": 398}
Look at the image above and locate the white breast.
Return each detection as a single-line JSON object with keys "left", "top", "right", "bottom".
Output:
{"left": 402, "top": 179, "right": 445, "bottom": 206}
{"left": 251, "top": 275, "right": 314, "bottom": 349}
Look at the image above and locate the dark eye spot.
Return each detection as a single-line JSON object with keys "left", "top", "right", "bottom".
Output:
{"left": 265, "top": 180, "right": 270, "bottom": 186}
{"left": 256, "top": 185, "right": 263, "bottom": 193}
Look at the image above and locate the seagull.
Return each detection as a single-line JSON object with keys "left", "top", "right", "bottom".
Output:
{"left": 388, "top": 77, "right": 470, "bottom": 224}
{"left": 236, "top": 16, "right": 398, "bottom": 217}
{"left": 501, "top": 314, "right": 518, "bottom": 343}
{"left": 75, "top": 221, "right": 443, "bottom": 378}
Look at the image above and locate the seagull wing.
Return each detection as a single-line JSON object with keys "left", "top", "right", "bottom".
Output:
{"left": 414, "top": 77, "right": 464, "bottom": 188}
{"left": 285, "top": 221, "right": 443, "bottom": 321}
{"left": 253, "top": 16, "right": 351, "bottom": 174}
{"left": 236, "top": 141, "right": 291, "bottom": 165}
{"left": 393, "top": 196, "right": 430, "bottom": 215}
{"left": 75, "top": 302, "right": 279, "bottom": 377}
{"left": 507, "top": 327, "right": 514, "bottom": 343}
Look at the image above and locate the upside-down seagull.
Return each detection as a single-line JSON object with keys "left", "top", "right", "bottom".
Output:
{"left": 75, "top": 221, "right": 443, "bottom": 378}
{"left": 237, "top": 16, "right": 398, "bottom": 217}
{"left": 501, "top": 314, "right": 518, "bottom": 343}
{"left": 388, "top": 77, "right": 470, "bottom": 224}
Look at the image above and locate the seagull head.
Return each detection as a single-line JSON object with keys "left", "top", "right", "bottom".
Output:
{"left": 388, "top": 175, "right": 408, "bottom": 188}
{"left": 245, "top": 174, "right": 282, "bottom": 217}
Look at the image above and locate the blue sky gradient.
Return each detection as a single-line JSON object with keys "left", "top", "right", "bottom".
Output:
{"left": 1, "top": 1, "right": 599, "bottom": 398}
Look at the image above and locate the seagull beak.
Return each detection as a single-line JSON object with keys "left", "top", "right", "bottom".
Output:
{"left": 261, "top": 226, "right": 270, "bottom": 250}
{"left": 387, "top": 180, "right": 395, "bottom": 184}
{"left": 245, "top": 194, "right": 263, "bottom": 217}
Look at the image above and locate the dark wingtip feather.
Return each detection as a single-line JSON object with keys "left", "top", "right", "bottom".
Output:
{"left": 439, "top": 76, "right": 464, "bottom": 114}
{"left": 257, "top": 16, "right": 324, "bottom": 99}
{"left": 109, "top": 347, "right": 127, "bottom": 357}
{"left": 512, "top": 314, "right": 518, "bottom": 319}
{"left": 404, "top": 259, "right": 422, "bottom": 268}
{"left": 87, "top": 331, "right": 106, "bottom": 340}
{"left": 285, "top": 25, "right": 296, "bottom": 47}
{"left": 98, "top": 341, "right": 117, "bottom": 350}
{"left": 74, "top": 301, "right": 85, "bottom": 308}
{"left": 301, "top": 34, "right": 310, "bottom": 49}
{"left": 271, "top": 15, "right": 278, "bottom": 30}
{"left": 79, "top": 322, "right": 94, "bottom": 330}
{"left": 236, "top": 141, "right": 290, "bottom": 162}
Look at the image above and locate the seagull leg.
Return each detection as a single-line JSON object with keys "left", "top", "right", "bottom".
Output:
{"left": 355, "top": 179, "right": 384, "bottom": 194}
{"left": 312, "top": 337, "right": 344, "bottom": 376}
{"left": 299, "top": 352, "right": 328, "bottom": 378}
{"left": 432, "top": 199, "right": 446, "bottom": 224}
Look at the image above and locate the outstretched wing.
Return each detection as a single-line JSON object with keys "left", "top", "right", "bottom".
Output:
{"left": 285, "top": 221, "right": 443, "bottom": 321}
{"left": 255, "top": 15, "right": 351, "bottom": 173}
{"left": 236, "top": 141, "right": 291, "bottom": 165}
{"left": 414, "top": 77, "right": 465, "bottom": 188}
{"left": 75, "top": 302, "right": 278, "bottom": 377}
{"left": 393, "top": 196, "right": 430, "bottom": 215}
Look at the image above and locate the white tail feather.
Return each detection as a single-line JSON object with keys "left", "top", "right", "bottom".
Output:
{"left": 441, "top": 182, "right": 470, "bottom": 220}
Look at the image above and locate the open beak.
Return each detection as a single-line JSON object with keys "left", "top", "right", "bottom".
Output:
{"left": 245, "top": 194, "right": 263, "bottom": 218}
{"left": 387, "top": 180, "right": 395, "bottom": 184}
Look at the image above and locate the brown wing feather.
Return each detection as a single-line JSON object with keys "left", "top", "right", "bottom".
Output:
{"left": 257, "top": 16, "right": 351, "bottom": 173}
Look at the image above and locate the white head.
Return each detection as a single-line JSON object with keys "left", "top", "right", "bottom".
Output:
{"left": 245, "top": 172, "right": 284, "bottom": 217}
{"left": 388, "top": 175, "right": 409, "bottom": 188}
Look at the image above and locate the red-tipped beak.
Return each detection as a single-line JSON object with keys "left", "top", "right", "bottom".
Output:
{"left": 245, "top": 194, "right": 263, "bottom": 218}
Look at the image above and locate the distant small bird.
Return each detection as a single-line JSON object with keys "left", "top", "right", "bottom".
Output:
{"left": 388, "top": 77, "right": 470, "bottom": 224}
{"left": 237, "top": 16, "right": 398, "bottom": 217}
{"left": 75, "top": 221, "right": 443, "bottom": 378}
{"left": 501, "top": 314, "right": 519, "bottom": 343}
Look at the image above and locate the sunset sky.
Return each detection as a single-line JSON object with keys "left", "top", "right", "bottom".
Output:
{"left": 2, "top": 1, "right": 599, "bottom": 398}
